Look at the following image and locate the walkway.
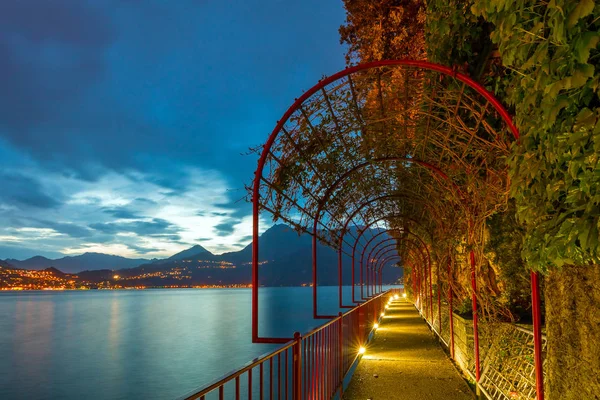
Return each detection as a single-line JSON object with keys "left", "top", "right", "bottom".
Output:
{"left": 344, "top": 299, "right": 474, "bottom": 399}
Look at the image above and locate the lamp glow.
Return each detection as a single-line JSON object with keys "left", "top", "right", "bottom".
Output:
{"left": 394, "top": 294, "right": 399, "bottom": 299}
{"left": 358, "top": 346, "right": 366, "bottom": 355}
{"left": 385, "top": 305, "right": 389, "bottom": 309}
{"left": 380, "top": 312, "right": 385, "bottom": 317}
{"left": 373, "top": 323, "right": 379, "bottom": 329}
{"left": 403, "top": 293, "right": 407, "bottom": 298}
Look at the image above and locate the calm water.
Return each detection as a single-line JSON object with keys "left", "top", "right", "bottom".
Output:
{"left": 0, "top": 287, "right": 396, "bottom": 400}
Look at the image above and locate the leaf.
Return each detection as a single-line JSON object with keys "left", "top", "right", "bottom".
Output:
{"left": 574, "top": 108, "right": 597, "bottom": 131}
{"left": 575, "top": 32, "right": 600, "bottom": 63}
{"left": 546, "top": 96, "right": 571, "bottom": 125}
{"left": 567, "top": 0, "right": 595, "bottom": 28}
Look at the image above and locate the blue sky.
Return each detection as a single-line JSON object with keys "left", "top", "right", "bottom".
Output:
{"left": 0, "top": 0, "right": 347, "bottom": 259}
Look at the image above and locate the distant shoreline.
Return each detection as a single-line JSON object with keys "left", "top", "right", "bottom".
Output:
{"left": 0, "top": 284, "right": 403, "bottom": 292}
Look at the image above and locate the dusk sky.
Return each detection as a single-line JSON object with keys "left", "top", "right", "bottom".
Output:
{"left": 0, "top": 0, "right": 347, "bottom": 260}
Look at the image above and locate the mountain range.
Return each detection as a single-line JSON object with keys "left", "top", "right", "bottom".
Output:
{"left": 1, "top": 224, "right": 403, "bottom": 287}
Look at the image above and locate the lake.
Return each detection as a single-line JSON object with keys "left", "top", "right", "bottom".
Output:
{"left": 0, "top": 286, "right": 397, "bottom": 400}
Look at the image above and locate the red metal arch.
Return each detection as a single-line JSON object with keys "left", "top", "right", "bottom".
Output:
{"left": 351, "top": 214, "right": 434, "bottom": 304}
{"left": 374, "top": 255, "right": 402, "bottom": 292}
{"left": 311, "top": 157, "right": 458, "bottom": 319}
{"left": 336, "top": 193, "right": 434, "bottom": 308}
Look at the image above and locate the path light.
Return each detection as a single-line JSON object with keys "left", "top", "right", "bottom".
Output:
{"left": 358, "top": 346, "right": 366, "bottom": 355}
{"left": 373, "top": 323, "right": 379, "bottom": 329}
{"left": 385, "top": 305, "right": 389, "bottom": 309}
{"left": 403, "top": 293, "right": 407, "bottom": 298}
{"left": 394, "top": 294, "right": 399, "bottom": 299}
{"left": 380, "top": 312, "right": 385, "bottom": 317}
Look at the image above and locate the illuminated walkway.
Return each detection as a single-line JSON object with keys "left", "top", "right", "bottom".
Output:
{"left": 344, "top": 299, "right": 474, "bottom": 399}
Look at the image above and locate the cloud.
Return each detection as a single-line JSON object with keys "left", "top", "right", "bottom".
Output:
{"left": 35, "top": 220, "right": 94, "bottom": 238}
{"left": 103, "top": 207, "right": 141, "bottom": 220}
{"left": 0, "top": 0, "right": 346, "bottom": 258}
{"left": 0, "top": 172, "right": 62, "bottom": 209}
{"left": 213, "top": 219, "right": 239, "bottom": 237}
{"left": 90, "top": 218, "right": 178, "bottom": 236}
{"left": 125, "top": 243, "right": 161, "bottom": 255}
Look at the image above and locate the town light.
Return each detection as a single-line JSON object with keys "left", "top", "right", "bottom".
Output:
{"left": 358, "top": 346, "right": 366, "bottom": 355}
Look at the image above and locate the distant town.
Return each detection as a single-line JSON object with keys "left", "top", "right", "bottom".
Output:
{"left": 0, "top": 261, "right": 255, "bottom": 291}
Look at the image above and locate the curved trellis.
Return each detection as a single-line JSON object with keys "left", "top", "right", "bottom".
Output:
{"left": 250, "top": 60, "right": 544, "bottom": 400}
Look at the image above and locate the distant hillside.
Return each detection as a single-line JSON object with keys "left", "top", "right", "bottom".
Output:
{"left": 6, "top": 253, "right": 153, "bottom": 274}
{"left": 1, "top": 224, "right": 403, "bottom": 287}
{"left": 167, "top": 245, "right": 214, "bottom": 261}
{"left": 125, "top": 224, "right": 401, "bottom": 287}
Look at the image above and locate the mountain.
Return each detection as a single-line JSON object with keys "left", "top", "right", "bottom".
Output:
{"left": 124, "top": 224, "right": 401, "bottom": 287}
{"left": 168, "top": 244, "right": 213, "bottom": 260}
{"left": 1, "top": 224, "right": 403, "bottom": 288}
{"left": 6, "top": 253, "right": 152, "bottom": 274}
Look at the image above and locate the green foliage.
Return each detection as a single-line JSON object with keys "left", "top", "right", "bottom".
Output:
{"left": 471, "top": 0, "right": 600, "bottom": 269}
{"left": 426, "top": 0, "right": 493, "bottom": 79}
{"left": 485, "top": 201, "right": 531, "bottom": 314}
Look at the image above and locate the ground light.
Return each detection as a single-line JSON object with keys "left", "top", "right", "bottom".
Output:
{"left": 394, "top": 294, "right": 399, "bottom": 299}
{"left": 373, "top": 323, "right": 379, "bottom": 329}
{"left": 385, "top": 305, "right": 389, "bottom": 309}
{"left": 380, "top": 312, "right": 385, "bottom": 317}
{"left": 358, "top": 346, "right": 366, "bottom": 355}
{"left": 403, "top": 293, "right": 407, "bottom": 298}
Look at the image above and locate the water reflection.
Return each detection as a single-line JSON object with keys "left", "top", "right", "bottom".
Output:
{"left": 0, "top": 287, "right": 399, "bottom": 400}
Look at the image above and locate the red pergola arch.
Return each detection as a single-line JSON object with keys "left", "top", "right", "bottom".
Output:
{"left": 249, "top": 59, "right": 543, "bottom": 399}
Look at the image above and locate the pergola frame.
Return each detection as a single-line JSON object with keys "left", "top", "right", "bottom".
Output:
{"left": 250, "top": 60, "right": 543, "bottom": 399}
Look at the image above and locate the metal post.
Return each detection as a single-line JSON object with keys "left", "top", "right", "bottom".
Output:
{"left": 312, "top": 235, "right": 318, "bottom": 319}
{"left": 448, "top": 259, "right": 455, "bottom": 359}
{"left": 292, "top": 332, "right": 302, "bottom": 400}
{"left": 429, "top": 256, "right": 433, "bottom": 324}
{"left": 470, "top": 250, "right": 481, "bottom": 382}
{"left": 338, "top": 246, "right": 343, "bottom": 308}
{"left": 531, "top": 271, "right": 544, "bottom": 400}
{"left": 338, "top": 312, "right": 343, "bottom": 397}
{"left": 252, "top": 194, "right": 259, "bottom": 342}
{"left": 437, "top": 261, "right": 441, "bottom": 334}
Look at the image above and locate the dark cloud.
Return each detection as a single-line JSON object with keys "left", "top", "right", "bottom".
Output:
{"left": 0, "top": 172, "right": 62, "bottom": 209}
{"left": 103, "top": 208, "right": 141, "bottom": 220}
{"left": 213, "top": 219, "right": 239, "bottom": 237}
{"left": 125, "top": 243, "right": 161, "bottom": 255}
{"left": 89, "top": 218, "right": 179, "bottom": 236}
{"left": 211, "top": 212, "right": 229, "bottom": 217}
{"left": 35, "top": 220, "right": 94, "bottom": 238}
{"left": 0, "top": 0, "right": 114, "bottom": 140}
{"left": 146, "top": 233, "right": 184, "bottom": 242}
{"left": 238, "top": 235, "right": 253, "bottom": 243}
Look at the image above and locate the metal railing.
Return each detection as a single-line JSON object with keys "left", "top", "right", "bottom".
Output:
{"left": 416, "top": 300, "right": 546, "bottom": 400}
{"left": 179, "top": 289, "right": 399, "bottom": 400}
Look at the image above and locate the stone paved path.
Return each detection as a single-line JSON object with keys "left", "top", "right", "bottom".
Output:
{"left": 344, "top": 299, "right": 475, "bottom": 400}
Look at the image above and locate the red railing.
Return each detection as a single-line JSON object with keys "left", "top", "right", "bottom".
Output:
{"left": 178, "top": 289, "right": 399, "bottom": 400}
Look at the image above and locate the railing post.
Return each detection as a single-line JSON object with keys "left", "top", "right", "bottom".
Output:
{"left": 338, "top": 312, "right": 343, "bottom": 397}
{"left": 448, "top": 260, "right": 455, "bottom": 359}
{"left": 531, "top": 271, "right": 544, "bottom": 400}
{"left": 292, "top": 332, "right": 302, "bottom": 400}
{"left": 470, "top": 250, "right": 481, "bottom": 383}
